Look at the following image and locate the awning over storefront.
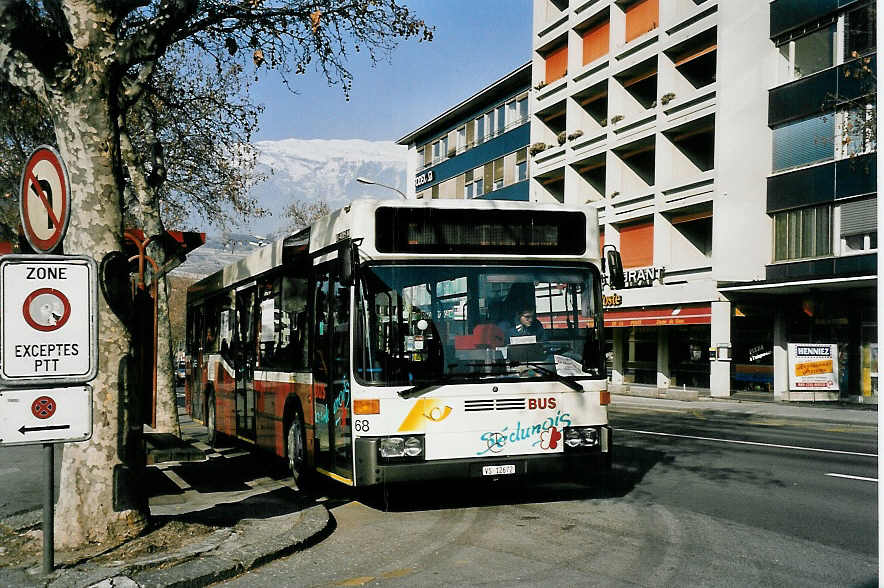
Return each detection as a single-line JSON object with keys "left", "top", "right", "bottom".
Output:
{"left": 604, "top": 303, "right": 712, "bottom": 327}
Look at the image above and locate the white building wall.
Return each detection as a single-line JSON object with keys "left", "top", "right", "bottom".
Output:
{"left": 530, "top": 0, "right": 774, "bottom": 396}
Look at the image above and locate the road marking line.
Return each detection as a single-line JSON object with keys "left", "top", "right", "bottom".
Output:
{"left": 825, "top": 473, "right": 878, "bottom": 483}
{"left": 618, "top": 428, "right": 877, "bottom": 457}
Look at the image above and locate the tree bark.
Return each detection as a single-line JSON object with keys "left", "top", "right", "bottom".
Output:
{"left": 49, "top": 23, "right": 148, "bottom": 548}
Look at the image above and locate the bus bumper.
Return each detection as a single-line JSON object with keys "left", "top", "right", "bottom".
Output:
{"left": 354, "top": 425, "right": 612, "bottom": 486}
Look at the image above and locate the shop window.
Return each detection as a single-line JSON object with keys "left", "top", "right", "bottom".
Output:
{"left": 582, "top": 20, "right": 609, "bottom": 65}
{"left": 773, "top": 204, "right": 832, "bottom": 261}
{"left": 772, "top": 114, "right": 834, "bottom": 171}
{"left": 625, "top": 0, "right": 658, "bottom": 43}
{"left": 619, "top": 220, "right": 654, "bottom": 268}
{"left": 544, "top": 43, "right": 568, "bottom": 84}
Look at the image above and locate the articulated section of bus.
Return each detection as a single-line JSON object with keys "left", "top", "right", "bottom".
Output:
{"left": 347, "top": 261, "right": 612, "bottom": 485}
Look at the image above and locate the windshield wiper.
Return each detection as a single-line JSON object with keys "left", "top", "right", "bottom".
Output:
{"left": 511, "top": 361, "right": 584, "bottom": 392}
{"left": 398, "top": 376, "right": 465, "bottom": 399}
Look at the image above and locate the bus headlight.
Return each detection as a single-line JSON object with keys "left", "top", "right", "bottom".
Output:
{"left": 404, "top": 436, "right": 423, "bottom": 457}
{"left": 378, "top": 435, "right": 424, "bottom": 459}
{"left": 563, "top": 427, "right": 600, "bottom": 449}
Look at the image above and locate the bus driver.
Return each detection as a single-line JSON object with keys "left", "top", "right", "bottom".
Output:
{"left": 508, "top": 309, "right": 545, "bottom": 343}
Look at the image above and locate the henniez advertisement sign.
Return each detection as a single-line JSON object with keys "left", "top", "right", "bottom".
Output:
{"left": 787, "top": 343, "right": 839, "bottom": 391}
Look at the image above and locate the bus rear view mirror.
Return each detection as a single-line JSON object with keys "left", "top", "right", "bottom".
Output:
{"left": 340, "top": 242, "right": 358, "bottom": 286}
{"left": 606, "top": 249, "right": 624, "bottom": 290}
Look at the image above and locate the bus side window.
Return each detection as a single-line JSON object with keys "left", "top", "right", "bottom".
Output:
{"left": 283, "top": 275, "right": 310, "bottom": 370}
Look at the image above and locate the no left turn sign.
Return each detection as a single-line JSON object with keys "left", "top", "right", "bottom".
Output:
{"left": 19, "top": 145, "right": 71, "bottom": 254}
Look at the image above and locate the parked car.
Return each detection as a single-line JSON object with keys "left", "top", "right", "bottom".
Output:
{"left": 175, "top": 361, "right": 187, "bottom": 386}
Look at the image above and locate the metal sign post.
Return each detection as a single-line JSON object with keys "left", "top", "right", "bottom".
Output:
{"left": 3, "top": 147, "right": 97, "bottom": 575}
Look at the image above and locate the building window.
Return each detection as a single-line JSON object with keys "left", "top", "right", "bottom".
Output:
{"left": 625, "top": 0, "right": 658, "bottom": 43}
{"left": 516, "top": 148, "right": 528, "bottom": 182}
{"left": 582, "top": 20, "right": 609, "bottom": 65}
{"left": 619, "top": 220, "right": 654, "bottom": 268}
{"left": 456, "top": 126, "right": 466, "bottom": 153}
{"left": 772, "top": 114, "right": 834, "bottom": 171}
{"left": 845, "top": 3, "right": 876, "bottom": 59}
{"left": 544, "top": 42, "right": 568, "bottom": 84}
{"left": 840, "top": 197, "right": 877, "bottom": 254}
{"left": 493, "top": 157, "right": 504, "bottom": 190}
{"left": 773, "top": 205, "right": 832, "bottom": 261}
{"left": 838, "top": 101, "right": 876, "bottom": 158}
{"left": 476, "top": 115, "right": 485, "bottom": 144}
{"left": 777, "top": 23, "right": 836, "bottom": 82}
{"left": 432, "top": 140, "right": 441, "bottom": 163}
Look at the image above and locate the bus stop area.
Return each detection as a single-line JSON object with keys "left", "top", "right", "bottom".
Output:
{"left": 0, "top": 408, "right": 332, "bottom": 588}
{"left": 0, "top": 392, "right": 875, "bottom": 588}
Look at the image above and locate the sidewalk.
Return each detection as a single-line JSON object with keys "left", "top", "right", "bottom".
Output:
{"left": 611, "top": 385, "right": 878, "bottom": 427}
{"left": 0, "top": 410, "right": 332, "bottom": 588}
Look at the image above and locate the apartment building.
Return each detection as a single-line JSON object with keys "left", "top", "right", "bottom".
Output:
{"left": 720, "top": 0, "right": 877, "bottom": 401}
{"left": 530, "top": 0, "right": 876, "bottom": 400}
{"left": 397, "top": 63, "right": 532, "bottom": 201}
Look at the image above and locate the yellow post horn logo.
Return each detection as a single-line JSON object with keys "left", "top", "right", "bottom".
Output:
{"left": 398, "top": 398, "right": 452, "bottom": 431}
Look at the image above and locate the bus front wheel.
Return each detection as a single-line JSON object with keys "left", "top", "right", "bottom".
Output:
{"left": 286, "top": 416, "right": 309, "bottom": 491}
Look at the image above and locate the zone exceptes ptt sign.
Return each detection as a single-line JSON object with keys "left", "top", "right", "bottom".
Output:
{"left": 0, "top": 255, "right": 98, "bottom": 386}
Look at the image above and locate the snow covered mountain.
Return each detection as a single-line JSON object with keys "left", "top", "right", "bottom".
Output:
{"left": 173, "top": 138, "right": 408, "bottom": 278}
{"left": 247, "top": 138, "right": 408, "bottom": 236}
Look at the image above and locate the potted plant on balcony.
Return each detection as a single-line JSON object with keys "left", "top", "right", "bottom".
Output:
{"left": 529, "top": 142, "right": 548, "bottom": 156}
{"left": 557, "top": 131, "right": 567, "bottom": 145}
{"left": 567, "top": 130, "right": 584, "bottom": 141}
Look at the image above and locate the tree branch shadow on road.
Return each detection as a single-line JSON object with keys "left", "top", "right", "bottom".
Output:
{"left": 352, "top": 445, "right": 671, "bottom": 513}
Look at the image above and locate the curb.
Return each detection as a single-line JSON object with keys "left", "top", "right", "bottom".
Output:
{"left": 4, "top": 504, "right": 330, "bottom": 588}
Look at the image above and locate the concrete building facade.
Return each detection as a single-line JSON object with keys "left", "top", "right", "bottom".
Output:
{"left": 530, "top": 0, "right": 876, "bottom": 400}
{"left": 397, "top": 64, "right": 532, "bottom": 202}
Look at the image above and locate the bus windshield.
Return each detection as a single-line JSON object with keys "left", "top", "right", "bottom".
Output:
{"left": 355, "top": 264, "right": 604, "bottom": 387}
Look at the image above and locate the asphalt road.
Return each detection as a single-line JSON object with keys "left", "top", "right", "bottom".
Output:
{"left": 218, "top": 400, "right": 878, "bottom": 588}
{"left": 0, "top": 396, "right": 877, "bottom": 587}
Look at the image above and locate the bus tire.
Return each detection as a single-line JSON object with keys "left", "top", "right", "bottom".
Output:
{"left": 206, "top": 390, "right": 217, "bottom": 447}
{"left": 286, "top": 415, "right": 310, "bottom": 491}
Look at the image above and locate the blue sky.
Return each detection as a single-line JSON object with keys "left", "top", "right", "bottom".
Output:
{"left": 251, "top": 0, "right": 532, "bottom": 142}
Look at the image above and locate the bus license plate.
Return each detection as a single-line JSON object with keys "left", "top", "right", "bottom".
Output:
{"left": 482, "top": 464, "right": 516, "bottom": 476}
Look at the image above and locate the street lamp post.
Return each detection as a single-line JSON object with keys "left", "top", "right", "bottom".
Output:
{"left": 356, "top": 176, "right": 407, "bottom": 199}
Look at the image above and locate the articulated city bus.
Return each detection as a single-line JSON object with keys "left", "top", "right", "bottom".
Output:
{"left": 185, "top": 199, "right": 620, "bottom": 488}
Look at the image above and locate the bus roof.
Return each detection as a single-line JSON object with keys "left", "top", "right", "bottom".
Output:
{"left": 188, "top": 199, "right": 600, "bottom": 301}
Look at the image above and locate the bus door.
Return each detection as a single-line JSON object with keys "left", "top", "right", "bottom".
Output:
{"left": 313, "top": 269, "right": 353, "bottom": 481}
{"left": 234, "top": 284, "right": 258, "bottom": 441}
{"left": 187, "top": 304, "right": 203, "bottom": 420}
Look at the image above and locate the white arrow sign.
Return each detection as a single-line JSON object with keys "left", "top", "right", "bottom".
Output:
{"left": 0, "top": 386, "right": 92, "bottom": 446}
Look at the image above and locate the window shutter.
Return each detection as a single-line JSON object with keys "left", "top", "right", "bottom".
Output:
{"left": 625, "top": 0, "right": 658, "bottom": 43}
{"left": 619, "top": 220, "right": 654, "bottom": 268}
{"left": 493, "top": 158, "right": 504, "bottom": 182}
{"left": 841, "top": 197, "right": 877, "bottom": 236}
{"left": 772, "top": 114, "right": 834, "bottom": 171}
{"left": 545, "top": 43, "right": 568, "bottom": 83}
{"left": 582, "top": 21, "right": 609, "bottom": 65}
{"left": 484, "top": 163, "right": 493, "bottom": 189}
